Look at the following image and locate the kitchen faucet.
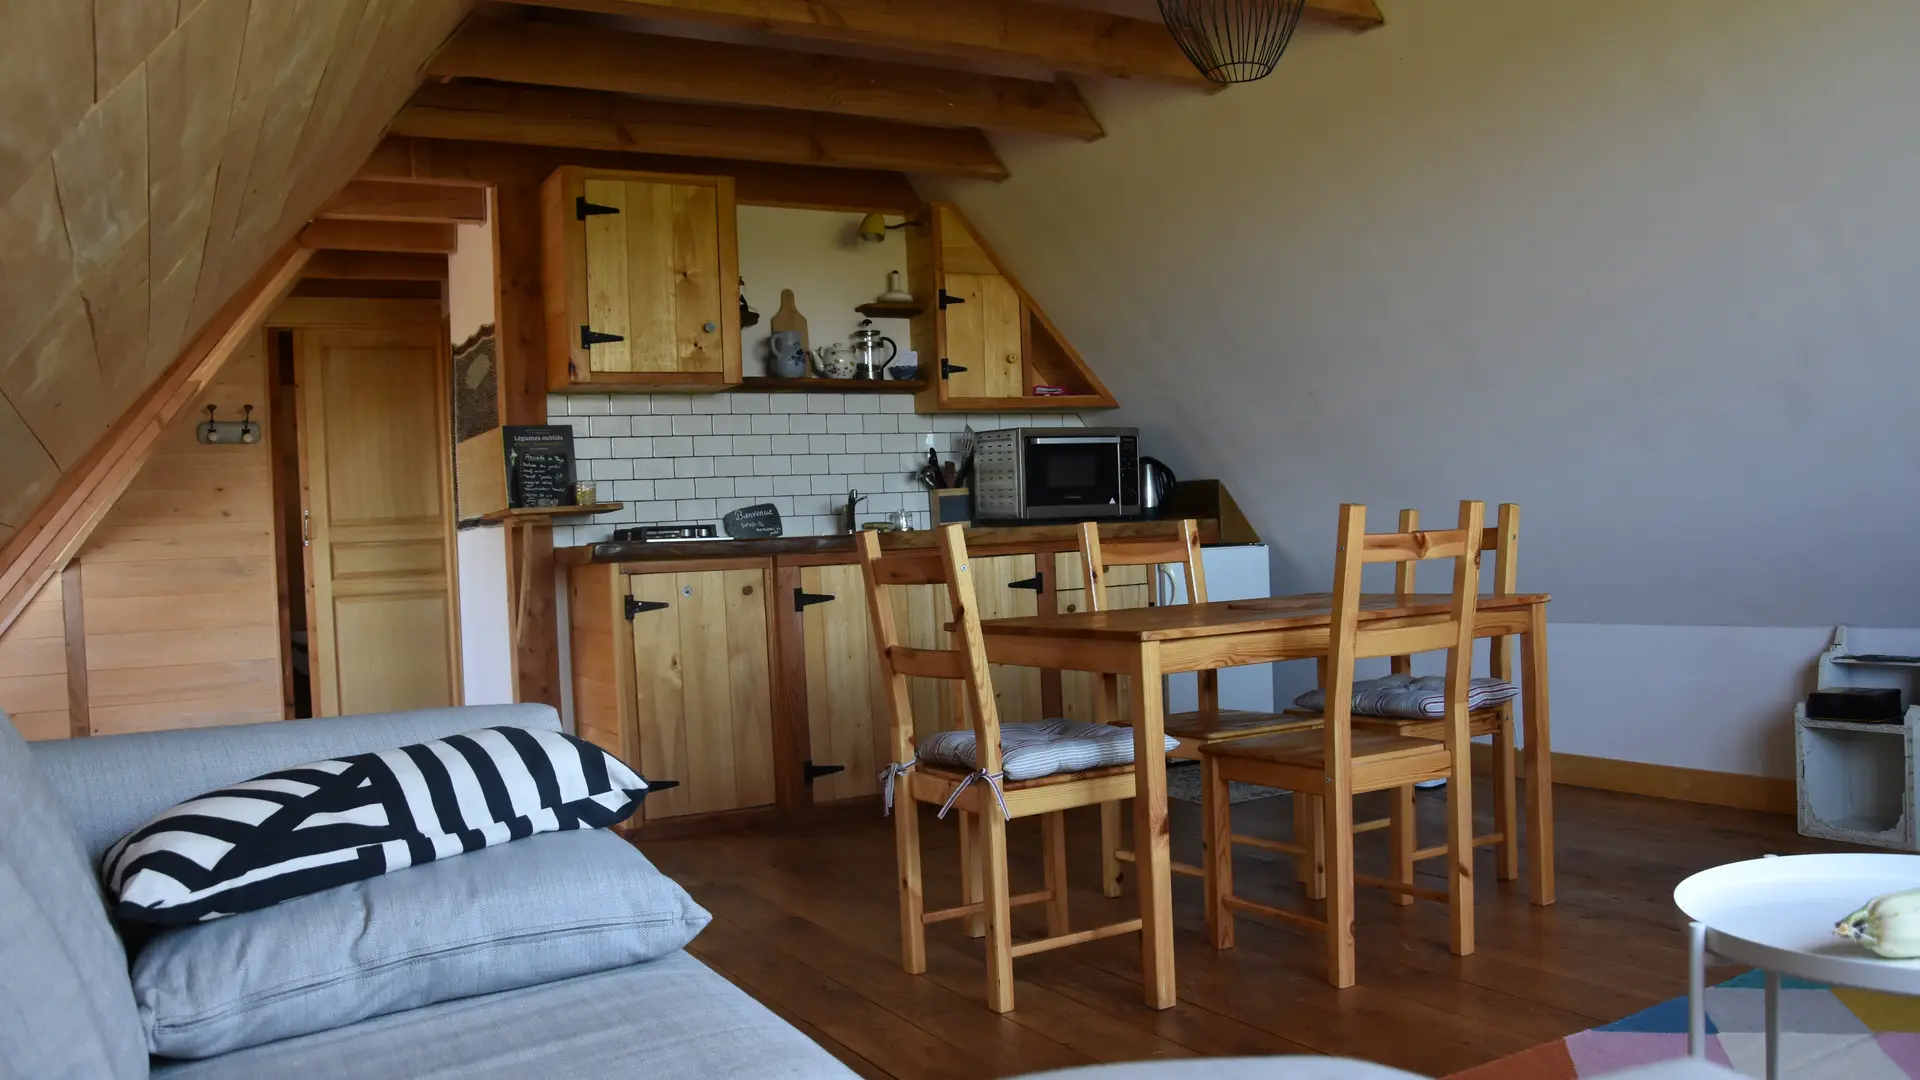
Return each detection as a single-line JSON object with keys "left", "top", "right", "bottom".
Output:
{"left": 842, "top": 489, "right": 865, "bottom": 535}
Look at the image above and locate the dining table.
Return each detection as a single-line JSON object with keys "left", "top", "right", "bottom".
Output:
{"left": 977, "top": 590, "right": 1555, "bottom": 1010}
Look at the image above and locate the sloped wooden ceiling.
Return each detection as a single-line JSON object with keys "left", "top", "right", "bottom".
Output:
{"left": 0, "top": 0, "right": 472, "bottom": 539}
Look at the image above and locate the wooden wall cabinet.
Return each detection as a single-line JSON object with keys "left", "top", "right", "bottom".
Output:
{"left": 541, "top": 166, "right": 742, "bottom": 393}
{"left": 908, "top": 204, "right": 1115, "bottom": 413}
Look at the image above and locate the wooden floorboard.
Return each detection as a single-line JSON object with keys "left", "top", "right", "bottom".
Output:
{"left": 640, "top": 781, "right": 1854, "bottom": 1079}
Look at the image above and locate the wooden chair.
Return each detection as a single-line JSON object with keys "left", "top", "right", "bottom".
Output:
{"left": 856, "top": 525, "right": 1151, "bottom": 1014}
{"left": 1202, "top": 501, "right": 1486, "bottom": 988}
{"left": 1078, "top": 519, "right": 1315, "bottom": 896}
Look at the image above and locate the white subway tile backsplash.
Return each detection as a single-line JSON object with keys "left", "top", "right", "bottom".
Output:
{"left": 671, "top": 415, "right": 712, "bottom": 436}
{"left": 715, "top": 455, "right": 755, "bottom": 476}
{"left": 770, "top": 434, "right": 810, "bottom": 454}
{"left": 729, "top": 392, "right": 770, "bottom": 414}
{"left": 844, "top": 434, "right": 883, "bottom": 454}
{"left": 611, "top": 437, "right": 652, "bottom": 457}
{"left": 612, "top": 479, "right": 656, "bottom": 501}
{"left": 610, "top": 396, "right": 652, "bottom": 415}
{"left": 755, "top": 457, "right": 797, "bottom": 475}
{"left": 710, "top": 414, "right": 752, "bottom": 435}
{"left": 633, "top": 457, "right": 675, "bottom": 479}
{"left": 546, "top": 394, "right": 570, "bottom": 416}
{"left": 808, "top": 433, "right": 846, "bottom": 454}
{"left": 809, "top": 474, "right": 851, "bottom": 495}
{"left": 592, "top": 459, "right": 634, "bottom": 481}
{"left": 861, "top": 414, "right": 898, "bottom": 434}
{"left": 749, "top": 414, "right": 790, "bottom": 435}
{"left": 650, "top": 396, "right": 692, "bottom": 414}
{"left": 651, "top": 435, "right": 692, "bottom": 457}
{"left": 630, "top": 501, "right": 678, "bottom": 522}
{"left": 825, "top": 414, "right": 864, "bottom": 434}
{"left": 804, "top": 394, "right": 844, "bottom": 413}
{"left": 690, "top": 395, "right": 730, "bottom": 414}
{"left": 882, "top": 433, "right": 918, "bottom": 453}
{"left": 674, "top": 457, "right": 716, "bottom": 478}
{"left": 829, "top": 453, "right": 865, "bottom": 473}
{"left": 574, "top": 437, "right": 610, "bottom": 459}
{"left": 843, "top": 395, "right": 880, "bottom": 413}
{"left": 880, "top": 395, "right": 915, "bottom": 414}
{"left": 772, "top": 475, "right": 811, "bottom": 496}
{"left": 566, "top": 395, "right": 610, "bottom": 415}
{"left": 693, "top": 435, "right": 732, "bottom": 456}
{"left": 727, "top": 435, "right": 769, "bottom": 456}
{"left": 695, "top": 477, "right": 735, "bottom": 498}
{"left": 862, "top": 453, "right": 900, "bottom": 474}
{"left": 629, "top": 416, "right": 673, "bottom": 436}
{"left": 654, "top": 478, "right": 695, "bottom": 500}
{"left": 735, "top": 476, "right": 774, "bottom": 497}
{"left": 895, "top": 414, "right": 935, "bottom": 433}
{"left": 676, "top": 499, "right": 717, "bottom": 518}
{"left": 787, "top": 413, "right": 827, "bottom": 434}
{"left": 587, "top": 415, "right": 630, "bottom": 437}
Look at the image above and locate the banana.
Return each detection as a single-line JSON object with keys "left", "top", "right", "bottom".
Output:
{"left": 1835, "top": 887, "right": 1920, "bottom": 958}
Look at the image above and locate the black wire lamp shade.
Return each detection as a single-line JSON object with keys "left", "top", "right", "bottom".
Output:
{"left": 1158, "top": 0, "right": 1309, "bottom": 84}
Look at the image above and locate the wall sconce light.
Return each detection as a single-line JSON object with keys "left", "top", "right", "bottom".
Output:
{"left": 857, "top": 211, "right": 923, "bottom": 244}
{"left": 198, "top": 404, "right": 261, "bottom": 445}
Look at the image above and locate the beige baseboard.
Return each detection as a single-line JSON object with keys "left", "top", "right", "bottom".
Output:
{"left": 1471, "top": 744, "right": 1793, "bottom": 815}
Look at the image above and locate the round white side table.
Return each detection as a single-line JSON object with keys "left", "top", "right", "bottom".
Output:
{"left": 1674, "top": 853, "right": 1920, "bottom": 1080}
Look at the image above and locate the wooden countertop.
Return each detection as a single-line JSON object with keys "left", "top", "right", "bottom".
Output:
{"left": 575, "top": 520, "right": 1249, "bottom": 566}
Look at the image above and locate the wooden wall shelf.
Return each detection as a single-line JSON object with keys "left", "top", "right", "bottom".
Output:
{"left": 854, "top": 301, "right": 925, "bottom": 319}
{"left": 742, "top": 377, "right": 926, "bottom": 393}
{"left": 483, "top": 503, "right": 624, "bottom": 522}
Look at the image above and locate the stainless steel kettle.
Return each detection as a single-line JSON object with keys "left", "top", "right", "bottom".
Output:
{"left": 1139, "top": 456, "right": 1174, "bottom": 518}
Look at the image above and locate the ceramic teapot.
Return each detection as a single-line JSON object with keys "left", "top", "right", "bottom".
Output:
{"left": 813, "top": 343, "right": 857, "bottom": 380}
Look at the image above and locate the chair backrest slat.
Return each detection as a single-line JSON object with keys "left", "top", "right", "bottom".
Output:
{"left": 1077, "top": 519, "right": 1206, "bottom": 612}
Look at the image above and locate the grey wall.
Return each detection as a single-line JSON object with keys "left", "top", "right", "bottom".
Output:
{"left": 925, "top": 0, "right": 1920, "bottom": 628}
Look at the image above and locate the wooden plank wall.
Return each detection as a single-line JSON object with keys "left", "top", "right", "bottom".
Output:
{"left": 0, "top": 335, "right": 282, "bottom": 740}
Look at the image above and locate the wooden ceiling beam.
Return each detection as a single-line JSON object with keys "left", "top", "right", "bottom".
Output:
{"left": 303, "top": 250, "right": 449, "bottom": 282}
{"left": 0, "top": 244, "right": 312, "bottom": 639}
{"left": 424, "top": 20, "right": 1103, "bottom": 140}
{"left": 498, "top": 0, "right": 1225, "bottom": 86}
{"left": 319, "top": 180, "right": 490, "bottom": 223}
{"left": 394, "top": 82, "right": 1008, "bottom": 180}
{"left": 360, "top": 136, "right": 926, "bottom": 215}
{"left": 299, "top": 219, "right": 461, "bottom": 254}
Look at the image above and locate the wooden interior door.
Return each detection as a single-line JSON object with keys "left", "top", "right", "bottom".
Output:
{"left": 298, "top": 323, "right": 459, "bottom": 717}
{"left": 582, "top": 177, "right": 726, "bottom": 376}
{"left": 942, "top": 272, "right": 1024, "bottom": 401}
{"left": 627, "top": 569, "right": 775, "bottom": 819}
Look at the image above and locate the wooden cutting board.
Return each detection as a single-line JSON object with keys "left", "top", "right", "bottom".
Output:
{"left": 769, "top": 289, "right": 809, "bottom": 351}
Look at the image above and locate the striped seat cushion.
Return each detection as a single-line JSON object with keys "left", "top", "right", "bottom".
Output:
{"left": 1292, "top": 673, "right": 1519, "bottom": 719}
{"left": 917, "top": 719, "right": 1179, "bottom": 783}
{"left": 103, "top": 727, "right": 652, "bottom": 925}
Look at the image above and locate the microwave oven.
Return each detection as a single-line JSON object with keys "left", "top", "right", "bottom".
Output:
{"left": 971, "top": 427, "right": 1140, "bottom": 522}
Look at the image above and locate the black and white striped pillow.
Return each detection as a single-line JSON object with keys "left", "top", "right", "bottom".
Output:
{"left": 104, "top": 727, "right": 656, "bottom": 925}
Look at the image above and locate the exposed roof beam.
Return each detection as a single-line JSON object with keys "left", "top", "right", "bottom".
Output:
{"left": 424, "top": 19, "right": 1103, "bottom": 140}
{"left": 499, "top": 0, "right": 1225, "bottom": 86}
{"left": 395, "top": 82, "right": 1008, "bottom": 180}
{"left": 299, "top": 219, "right": 461, "bottom": 254}
{"left": 0, "top": 244, "right": 312, "bottom": 638}
{"left": 319, "top": 180, "right": 490, "bottom": 223}
{"left": 303, "top": 250, "right": 449, "bottom": 282}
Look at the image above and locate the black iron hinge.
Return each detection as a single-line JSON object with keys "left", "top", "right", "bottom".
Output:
{"left": 581, "top": 326, "right": 625, "bottom": 349}
{"left": 793, "top": 587, "right": 836, "bottom": 612}
{"left": 576, "top": 196, "right": 620, "bottom": 220}
{"left": 1008, "top": 572, "right": 1044, "bottom": 593}
{"left": 938, "top": 288, "right": 966, "bottom": 310}
{"left": 803, "top": 760, "right": 845, "bottom": 783}
{"left": 940, "top": 359, "right": 969, "bottom": 379}
{"left": 625, "top": 597, "right": 669, "bottom": 620}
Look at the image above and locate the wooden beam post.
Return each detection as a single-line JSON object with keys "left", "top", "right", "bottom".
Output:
{"left": 0, "top": 244, "right": 313, "bottom": 638}
{"left": 426, "top": 20, "right": 1103, "bottom": 140}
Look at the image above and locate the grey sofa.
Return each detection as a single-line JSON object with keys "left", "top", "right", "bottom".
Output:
{"left": 2, "top": 703, "right": 856, "bottom": 1080}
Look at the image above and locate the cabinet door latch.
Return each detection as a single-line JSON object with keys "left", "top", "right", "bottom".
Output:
{"left": 793, "top": 588, "right": 835, "bottom": 612}
{"left": 940, "top": 359, "right": 969, "bottom": 379}
{"left": 938, "top": 288, "right": 966, "bottom": 309}
{"left": 582, "top": 326, "right": 625, "bottom": 349}
{"left": 1008, "top": 572, "right": 1044, "bottom": 593}
{"left": 625, "top": 597, "right": 669, "bottom": 620}
{"left": 803, "top": 760, "right": 845, "bottom": 783}
{"left": 576, "top": 196, "right": 620, "bottom": 220}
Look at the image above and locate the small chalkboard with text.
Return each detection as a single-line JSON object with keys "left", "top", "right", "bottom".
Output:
{"left": 723, "top": 503, "right": 784, "bottom": 538}
{"left": 503, "top": 425, "right": 576, "bottom": 508}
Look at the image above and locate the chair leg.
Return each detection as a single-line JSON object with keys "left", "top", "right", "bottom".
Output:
{"left": 1202, "top": 755, "right": 1234, "bottom": 949}
{"left": 1302, "top": 794, "right": 1327, "bottom": 901}
{"left": 980, "top": 808, "right": 1016, "bottom": 1013}
{"left": 1292, "top": 793, "right": 1309, "bottom": 887}
{"left": 1388, "top": 784, "right": 1416, "bottom": 908}
{"left": 895, "top": 798, "right": 927, "bottom": 974}
{"left": 1099, "top": 799, "right": 1125, "bottom": 898}
{"left": 1492, "top": 717, "right": 1520, "bottom": 882}
{"left": 1323, "top": 781, "right": 1357, "bottom": 989}
{"left": 1042, "top": 811, "right": 1070, "bottom": 936}
{"left": 959, "top": 811, "right": 985, "bottom": 939}
{"left": 1447, "top": 741, "right": 1478, "bottom": 957}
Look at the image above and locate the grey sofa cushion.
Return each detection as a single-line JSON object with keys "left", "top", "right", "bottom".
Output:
{"left": 136, "top": 829, "right": 710, "bottom": 1058}
{"left": 0, "top": 715, "right": 148, "bottom": 1080}
{"left": 32, "top": 703, "right": 561, "bottom": 864}
{"left": 151, "top": 950, "right": 858, "bottom": 1080}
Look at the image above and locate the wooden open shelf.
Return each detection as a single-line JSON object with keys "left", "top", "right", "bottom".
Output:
{"left": 854, "top": 301, "right": 925, "bottom": 319}
{"left": 742, "top": 376, "right": 927, "bottom": 393}
{"left": 947, "top": 394, "right": 1115, "bottom": 410}
{"left": 483, "top": 503, "right": 624, "bottom": 522}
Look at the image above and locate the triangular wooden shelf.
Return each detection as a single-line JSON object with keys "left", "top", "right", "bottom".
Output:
{"left": 907, "top": 203, "right": 1116, "bottom": 412}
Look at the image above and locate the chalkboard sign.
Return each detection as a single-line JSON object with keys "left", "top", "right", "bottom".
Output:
{"left": 723, "top": 503, "right": 784, "bottom": 539}
{"left": 503, "top": 425, "right": 576, "bottom": 508}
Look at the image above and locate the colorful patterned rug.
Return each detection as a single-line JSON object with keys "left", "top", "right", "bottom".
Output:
{"left": 1451, "top": 971, "right": 1920, "bottom": 1078}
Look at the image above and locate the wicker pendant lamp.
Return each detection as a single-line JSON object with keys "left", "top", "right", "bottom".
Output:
{"left": 1158, "top": 0, "right": 1308, "bottom": 84}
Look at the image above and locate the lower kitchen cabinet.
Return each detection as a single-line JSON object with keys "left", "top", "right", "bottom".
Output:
{"left": 797, "top": 563, "right": 886, "bottom": 803}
